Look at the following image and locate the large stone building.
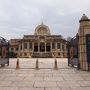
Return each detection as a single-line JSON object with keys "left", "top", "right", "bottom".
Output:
{"left": 9, "top": 23, "right": 67, "bottom": 58}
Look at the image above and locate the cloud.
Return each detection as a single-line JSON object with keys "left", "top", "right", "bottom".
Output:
{"left": 0, "top": 0, "right": 90, "bottom": 40}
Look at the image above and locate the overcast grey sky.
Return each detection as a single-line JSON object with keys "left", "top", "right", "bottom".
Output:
{"left": 0, "top": 0, "right": 90, "bottom": 40}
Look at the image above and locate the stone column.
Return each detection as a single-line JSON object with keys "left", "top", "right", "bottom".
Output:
{"left": 78, "top": 29, "right": 87, "bottom": 70}
{"left": 64, "top": 44, "right": 66, "bottom": 57}
{"left": 60, "top": 40, "right": 63, "bottom": 58}
{"left": 55, "top": 42, "right": 57, "bottom": 50}
{"left": 19, "top": 44, "right": 21, "bottom": 51}
{"left": 32, "top": 42, "right": 34, "bottom": 52}
{"left": 22, "top": 41, "right": 24, "bottom": 57}
{"left": 45, "top": 42, "right": 46, "bottom": 52}
{"left": 55, "top": 42, "right": 57, "bottom": 57}
{"left": 51, "top": 42, "right": 52, "bottom": 52}
{"left": 27, "top": 42, "right": 29, "bottom": 50}
{"left": 22, "top": 41, "right": 23, "bottom": 52}
{"left": 38, "top": 42, "right": 40, "bottom": 52}
{"left": 18, "top": 44, "right": 21, "bottom": 57}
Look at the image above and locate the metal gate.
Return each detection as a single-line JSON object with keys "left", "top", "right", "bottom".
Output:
{"left": 0, "top": 36, "right": 9, "bottom": 67}
{"left": 86, "top": 34, "right": 90, "bottom": 70}
{"left": 67, "top": 36, "right": 79, "bottom": 69}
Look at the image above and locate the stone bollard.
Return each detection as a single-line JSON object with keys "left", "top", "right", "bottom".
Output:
{"left": 16, "top": 59, "right": 20, "bottom": 69}
{"left": 35, "top": 58, "right": 39, "bottom": 70}
{"left": 54, "top": 58, "right": 58, "bottom": 70}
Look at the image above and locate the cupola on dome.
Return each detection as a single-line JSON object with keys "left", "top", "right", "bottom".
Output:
{"left": 34, "top": 22, "right": 50, "bottom": 35}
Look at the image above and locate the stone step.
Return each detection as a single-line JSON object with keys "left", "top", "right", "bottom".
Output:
{"left": 32, "top": 52, "right": 52, "bottom": 58}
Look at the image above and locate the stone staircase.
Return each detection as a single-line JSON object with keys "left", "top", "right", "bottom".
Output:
{"left": 32, "top": 52, "right": 52, "bottom": 58}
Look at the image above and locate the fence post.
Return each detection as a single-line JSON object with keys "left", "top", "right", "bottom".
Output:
{"left": 54, "top": 58, "right": 58, "bottom": 70}
{"left": 35, "top": 58, "right": 39, "bottom": 70}
{"left": 16, "top": 58, "right": 20, "bottom": 69}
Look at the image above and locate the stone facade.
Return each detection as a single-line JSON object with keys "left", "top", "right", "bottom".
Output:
{"left": 78, "top": 14, "right": 90, "bottom": 70}
{"left": 9, "top": 23, "right": 67, "bottom": 58}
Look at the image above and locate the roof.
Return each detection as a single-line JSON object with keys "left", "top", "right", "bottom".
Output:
{"left": 79, "top": 14, "right": 90, "bottom": 22}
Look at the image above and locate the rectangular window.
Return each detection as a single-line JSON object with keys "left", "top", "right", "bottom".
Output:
{"left": 52, "top": 43, "right": 55, "bottom": 49}
{"left": 24, "top": 43, "right": 27, "bottom": 49}
{"left": 62, "top": 44, "right": 64, "bottom": 50}
{"left": 29, "top": 42, "right": 32, "bottom": 49}
{"left": 57, "top": 43, "right": 60, "bottom": 49}
{"left": 15, "top": 48, "right": 18, "bottom": 51}
{"left": 20, "top": 45, "right": 22, "bottom": 50}
{"left": 58, "top": 52, "right": 60, "bottom": 56}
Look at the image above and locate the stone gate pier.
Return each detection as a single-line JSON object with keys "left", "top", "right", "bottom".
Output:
{"left": 78, "top": 14, "right": 90, "bottom": 70}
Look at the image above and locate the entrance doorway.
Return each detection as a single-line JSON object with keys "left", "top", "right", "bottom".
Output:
{"left": 46, "top": 43, "right": 50, "bottom": 52}
{"left": 34, "top": 43, "right": 38, "bottom": 52}
{"left": 40, "top": 43, "right": 45, "bottom": 52}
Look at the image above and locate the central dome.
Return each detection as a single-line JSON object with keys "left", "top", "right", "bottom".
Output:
{"left": 34, "top": 23, "right": 50, "bottom": 35}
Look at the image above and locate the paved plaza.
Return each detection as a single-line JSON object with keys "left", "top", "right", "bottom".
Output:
{"left": 0, "top": 58, "right": 90, "bottom": 90}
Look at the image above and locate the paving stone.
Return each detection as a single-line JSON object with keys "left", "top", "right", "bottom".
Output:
{"left": 24, "top": 77, "right": 43, "bottom": 81}
{"left": 28, "top": 74, "right": 35, "bottom": 77}
{"left": 57, "top": 81, "right": 69, "bottom": 88}
{"left": 66, "top": 81, "right": 81, "bottom": 88}
{"left": 0, "top": 58, "right": 90, "bottom": 90}
{"left": 78, "top": 81, "right": 90, "bottom": 87}
{"left": 34, "top": 73, "right": 44, "bottom": 77}
{"left": 34, "top": 81, "right": 57, "bottom": 88}
{"left": 52, "top": 74, "right": 63, "bottom": 77}
{"left": 34, "top": 73, "right": 52, "bottom": 77}
{"left": 0, "top": 70, "right": 14, "bottom": 74}
{"left": 13, "top": 70, "right": 29, "bottom": 74}
{"left": 44, "top": 77, "right": 64, "bottom": 81}
{"left": 71, "top": 87, "right": 90, "bottom": 90}
{"left": 0, "top": 76, "right": 5, "bottom": 80}
{"left": 80, "top": 73, "right": 90, "bottom": 77}
{"left": 0, "top": 74, "right": 17, "bottom": 77}
{"left": 17, "top": 74, "right": 29, "bottom": 77}
{"left": 19, "top": 87, "right": 44, "bottom": 90}
{"left": 45, "top": 88, "right": 60, "bottom": 90}
{"left": 4, "top": 76, "right": 25, "bottom": 81}
{"left": 0, "top": 87, "right": 18, "bottom": 90}
{"left": 63, "top": 75, "right": 84, "bottom": 81}
{"left": 0, "top": 81, "right": 12, "bottom": 86}
{"left": 10, "top": 81, "right": 34, "bottom": 87}
{"left": 82, "top": 76, "right": 90, "bottom": 80}
{"left": 61, "top": 87, "right": 71, "bottom": 90}
{"left": 43, "top": 73, "right": 53, "bottom": 77}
